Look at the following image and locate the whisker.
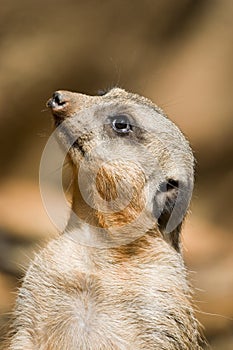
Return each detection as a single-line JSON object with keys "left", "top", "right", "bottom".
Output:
{"left": 41, "top": 108, "right": 49, "bottom": 113}
{"left": 195, "top": 309, "right": 233, "bottom": 322}
{"left": 64, "top": 175, "right": 74, "bottom": 195}
{"left": 37, "top": 132, "right": 49, "bottom": 138}
{"left": 47, "top": 160, "right": 70, "bottom": 176}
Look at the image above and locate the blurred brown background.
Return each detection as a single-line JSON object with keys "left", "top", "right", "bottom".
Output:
{"left": 0, "top": 0, "right": 233, "bottom": 348}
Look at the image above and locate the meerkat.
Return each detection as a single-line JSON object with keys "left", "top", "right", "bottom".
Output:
{"left": 9, "top": 88, "right": 203, "bottom": 349}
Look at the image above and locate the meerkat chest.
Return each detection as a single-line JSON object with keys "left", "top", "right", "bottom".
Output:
{"left": 18, "top": 235, "right": 186, "bottom": 349}
{"left": 21, "top": 244, "right": 159, "bottom": 349}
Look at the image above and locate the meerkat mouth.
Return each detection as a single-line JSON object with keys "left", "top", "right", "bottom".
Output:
{"left": 52, "top": 121, "right": 86, "bottom": 157}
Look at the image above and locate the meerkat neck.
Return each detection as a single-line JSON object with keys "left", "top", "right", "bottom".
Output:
{"left": 70, "top": 177, "right": 100, "bottom": 227}
{"left": 69, "top": 162, "right": 150, "bottom": 231}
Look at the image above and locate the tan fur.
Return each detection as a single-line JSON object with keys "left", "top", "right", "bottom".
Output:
{"left": 96, "top": 161, "right": 146, "bottom": 228}
{"left": 9, "top": 88, "right": 204, "bottom": 349}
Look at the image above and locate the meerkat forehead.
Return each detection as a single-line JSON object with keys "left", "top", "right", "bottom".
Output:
{"left": 100, "top": 87, "right": 166, "bottom": 120}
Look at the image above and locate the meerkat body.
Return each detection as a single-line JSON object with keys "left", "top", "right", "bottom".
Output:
{"left": 10, "top": 88, "right": 203, "bottom": 349}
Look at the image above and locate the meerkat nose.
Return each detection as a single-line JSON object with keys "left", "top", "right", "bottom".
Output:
{"left": 47, "top": 91, "right": 74, "bottom": 125}
{"left": 47, "top": 91, "right": 68, "bottom": 109}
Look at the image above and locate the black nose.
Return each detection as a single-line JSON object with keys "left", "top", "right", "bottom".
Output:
{"left": 47, "top": 91, "right": 67, "bottom": 109}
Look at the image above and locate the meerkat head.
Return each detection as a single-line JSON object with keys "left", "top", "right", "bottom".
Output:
{"left": 47, "top": 88, "right": 194, "bottom": 250}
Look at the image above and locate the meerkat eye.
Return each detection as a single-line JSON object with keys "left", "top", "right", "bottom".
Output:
{"left": 111, "top": 115, "right": 132, "bottom": 134}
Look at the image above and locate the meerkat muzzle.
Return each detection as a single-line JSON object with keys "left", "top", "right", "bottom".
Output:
{"left": 47, "top": 91, "right": 67, "bottom": 108}
{"left": 46, "top": 91, "right": 71, "bottom": 126}
{"left": 47, "top": 90, "right": 98, "bottom": 127}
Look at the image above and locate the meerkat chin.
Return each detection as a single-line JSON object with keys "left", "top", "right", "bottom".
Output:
{"left": 9, "top": 88, "right": 204, "bottom": 350}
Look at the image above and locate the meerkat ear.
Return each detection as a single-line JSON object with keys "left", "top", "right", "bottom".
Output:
{"left": 153, "top": 179, "right": 191, "bottom": 251}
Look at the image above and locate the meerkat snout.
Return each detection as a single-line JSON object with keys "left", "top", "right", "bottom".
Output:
{"left": 47, "top": 91, "right": 70, "bottom": 126}
{"left": 47, "top": 90, "right": 92, "bottom": 126}
{"left": 48, "top": 91, "right": 67, "bottom": 107}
